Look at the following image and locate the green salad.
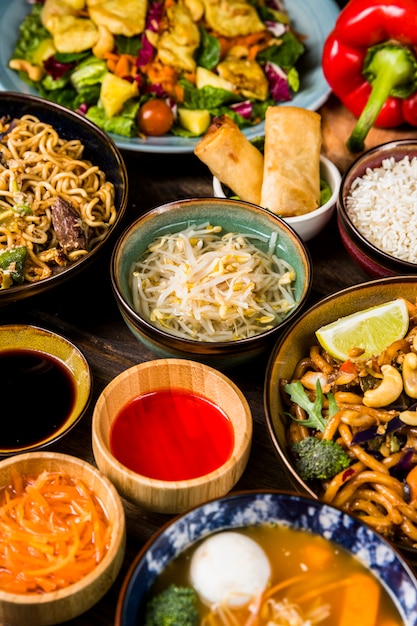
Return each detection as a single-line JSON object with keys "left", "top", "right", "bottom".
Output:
{"left": 9, "top": 0, "right": 305, "bottom": 139}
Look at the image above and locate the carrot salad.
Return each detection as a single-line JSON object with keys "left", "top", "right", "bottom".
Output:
{"left": 0, "top": 470, "right": 111, "bottom": 595}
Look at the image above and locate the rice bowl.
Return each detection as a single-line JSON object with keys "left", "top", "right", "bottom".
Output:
{"left": 337, "top": 139, "right": 417, "bottom": 277}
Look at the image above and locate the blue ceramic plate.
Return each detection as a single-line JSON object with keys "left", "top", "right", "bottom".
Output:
{"left": 0, "top": 0, "right": 340, "bottom": 153}
{"left": 115, "top": 491, "right": 417, "bottom": 626}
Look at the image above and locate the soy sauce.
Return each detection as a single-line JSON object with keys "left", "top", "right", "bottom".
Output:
{"left": 0, "top": 348, "right": 76, "bottom": 450}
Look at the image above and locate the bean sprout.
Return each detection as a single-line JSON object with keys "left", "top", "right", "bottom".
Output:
{"left": 130, "top": 223, "right": 297, "bottom": 341}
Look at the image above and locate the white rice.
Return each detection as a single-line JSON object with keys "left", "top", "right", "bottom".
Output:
{"left": 345, "top": 155, "right": 417, "bottom": 263}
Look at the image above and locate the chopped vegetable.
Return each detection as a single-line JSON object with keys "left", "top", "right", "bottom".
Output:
{"left": 9, "top": 0, "right": 305, "bottom": 138}
{"left": 339, "top": 572, "right": 380, "bottom": 626}
{"left": 145, "top": 584, "right": 199, "bottom": 626}
{"left": 0, "top": 471, "right": 111, "bottom": 594}
{"left": 0, "top": 246, "right": 27, "bottom": 287}
{"left": 290, "top": 436, "right": 352, "bottom": 481}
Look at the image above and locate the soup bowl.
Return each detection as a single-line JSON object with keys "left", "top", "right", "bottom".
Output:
{"left": 115, "top": 490, "right": 417, "bottom": 626}
{"left": 92, "top": 358, "right": 253, "bottom": 513}
{"left": 0, "top": 324, "right": 92, "bottom": 455}
{"left": 0, "top": 91, "right": 128, "bottom": 306}
{"left": 0, "top": 451, "right": 125, "bottom": 626}
{"left": 110, "top": 197, "right": 312, "bottom": 369}
{"left": 213, "top": 154, "right": 341, "bottom": 242}
{"left": 264, "top": 275, "right": 417, "bottom": 565}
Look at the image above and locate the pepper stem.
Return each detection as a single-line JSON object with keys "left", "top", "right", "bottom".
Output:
{"left": 347, "top": 46, "right": 416, "bottom": 153}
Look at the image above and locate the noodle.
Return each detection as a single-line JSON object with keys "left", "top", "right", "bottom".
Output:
{"left": 130, "top": 223, "right": 297, "bottom": 342}
{"left": 0, "top": 114, "right": 116, "bottom": 288}
{"left": 283, "top": 298, "right": 417, "bottom": 548}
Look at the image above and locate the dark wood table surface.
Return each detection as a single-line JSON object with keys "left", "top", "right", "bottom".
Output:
{"left": 0, "top": 99, "right": 395, "bottom": 626}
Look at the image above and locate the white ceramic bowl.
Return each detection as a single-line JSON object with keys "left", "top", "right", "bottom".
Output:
{"left": 213, "top": 154, "right": 341, "bottom": 242}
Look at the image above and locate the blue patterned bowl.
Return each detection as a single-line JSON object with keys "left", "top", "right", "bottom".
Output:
{"left": 115, "top": 490, "right": 417, "bottom": 626}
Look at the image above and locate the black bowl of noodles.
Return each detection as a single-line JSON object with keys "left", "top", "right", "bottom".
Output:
{"left": 110, "top": 197, "right": 312, "bottom": 369}
{"left": 264, "top": 275, "right": 417, "bottom": 566}
{"left": 0, "top": 91, "right": 128, "bottom": 305}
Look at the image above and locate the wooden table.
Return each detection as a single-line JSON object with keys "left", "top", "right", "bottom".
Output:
{"left": 0, "top": 96, "right": 413, "bottom": 625}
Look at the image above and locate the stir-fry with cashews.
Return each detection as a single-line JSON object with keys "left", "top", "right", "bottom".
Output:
{"left": 281, "top": 298, "right": 417, "bottom": 548}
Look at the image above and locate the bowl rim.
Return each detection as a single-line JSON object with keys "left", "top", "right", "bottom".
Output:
{"left": 110, "top": 197, "right": 312, "bottom": 348}
{"left": 92, "top": 358, "right": 253, "bottom": 490}
{"left": 0, "top": 324, "right": 93, "bottom": 454}
{"left": 337, "top": 138, "right": 417, "bottom": 270}
{"left": 115, "top": 488, "right": 417, "bottom": 626}
{"left": 213, "top": 154, "right": 342, "bottom": 224}
{"left": 0, "top": 451, "right": 126, "bottom": 605}
{"left": 0, "top": 91, "right": 129, "bottom": 305}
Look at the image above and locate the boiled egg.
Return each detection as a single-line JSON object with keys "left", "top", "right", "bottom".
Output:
{"left": 189, "top": 531, "right": 271, "bottom": 608}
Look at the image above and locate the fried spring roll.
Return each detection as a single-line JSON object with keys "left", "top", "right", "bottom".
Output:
{"left": 194, "top": 115, "right": 263, "bottom": 205}
{"left": 260, "top": 107, "right": 322, "bottom": 216}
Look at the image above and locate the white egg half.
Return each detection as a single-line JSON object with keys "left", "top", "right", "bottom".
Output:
{"left": 189, "top": 531, "right": 271, "bottom": 608}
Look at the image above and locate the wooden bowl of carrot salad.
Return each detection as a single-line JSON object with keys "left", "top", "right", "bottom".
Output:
{"left": 0, "top": 452, "right": 126, "bottom": 626}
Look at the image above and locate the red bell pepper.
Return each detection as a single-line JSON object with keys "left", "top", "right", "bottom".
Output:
{"left": 322, "top": 0, "right": 417, "bottom": 152}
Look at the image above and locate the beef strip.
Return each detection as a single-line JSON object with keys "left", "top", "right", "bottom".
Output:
{"left": 51, "top": 196, "right": 87, "bottom": 253}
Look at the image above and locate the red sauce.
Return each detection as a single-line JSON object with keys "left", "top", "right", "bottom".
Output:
{"left": 109, "top": 388, "right": 235, "bottom": 481}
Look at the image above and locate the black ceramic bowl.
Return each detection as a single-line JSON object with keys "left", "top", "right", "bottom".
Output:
{"left": 337, "top": 139, "right": 417, "bottom": 278}
{"left": 0, "top": 91, "right": 128, "bottom": 305}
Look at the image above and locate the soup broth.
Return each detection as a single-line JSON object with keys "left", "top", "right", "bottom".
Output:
{"left": 143, "top": 524, "right": 404, "bottom": 625}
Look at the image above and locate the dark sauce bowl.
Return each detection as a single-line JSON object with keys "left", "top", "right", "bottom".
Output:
{"left": 0, "top": 324, "right": 92, "bottom": 455}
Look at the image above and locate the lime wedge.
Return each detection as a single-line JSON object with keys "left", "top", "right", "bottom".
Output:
{"left": 315, "top": 298, "right": 409, "bottom": 362}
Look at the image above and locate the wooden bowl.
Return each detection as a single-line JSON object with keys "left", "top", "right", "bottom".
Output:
{"left": 92, "top": 359, "right": 253, "bottom": 513}
{"left": 0, "top": 452, "right": 126, "bottom": 626}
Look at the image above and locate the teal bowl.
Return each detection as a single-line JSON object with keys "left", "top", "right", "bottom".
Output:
{"left": 110, "top": 198, "right": 312, "bottom": 368}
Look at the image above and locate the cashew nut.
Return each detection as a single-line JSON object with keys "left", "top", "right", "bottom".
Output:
{"left": 399, "top": 410, "right": 417, "bottom": 426}
{"left": 402, "top": 352, "right": 417, "bottom": 398}
{"left": 363, "top": 364, "right": 403, "bottom": 408}
{"left": 300, "top": 371, "right": 330, "bottom": 393}
{"left": 9, "top": 59, "right": 45, "bottom": 82}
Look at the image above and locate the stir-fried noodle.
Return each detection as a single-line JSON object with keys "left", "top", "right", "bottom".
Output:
{"left": 130, "top": 224, "right": 297, "bottom": 341}
{"left": 282, "top": 297, "right": 417, "bottom": 548}
{"left": 0, "top": 114, "right": 116, "bottom": 288}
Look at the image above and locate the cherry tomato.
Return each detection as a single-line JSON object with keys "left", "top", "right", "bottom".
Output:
{"left": 137, "top": 100, "right": 174, "bottom": 136}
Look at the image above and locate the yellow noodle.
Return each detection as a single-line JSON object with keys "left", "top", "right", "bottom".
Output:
{"left": 0, "top": 114, "right": 116, "bottom": 287}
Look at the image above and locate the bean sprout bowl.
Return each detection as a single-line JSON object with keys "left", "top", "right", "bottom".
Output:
{"left": 110, "top": 198, "right": 312, "bottom": 369}
{"left": 337, "top": 139, "right": 417, "bottom": 278}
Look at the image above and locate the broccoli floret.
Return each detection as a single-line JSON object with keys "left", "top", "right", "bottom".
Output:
{"left": 290, "top": 436, "right": 351, "bottom": 481}
{"left": 145, "top": 584, "right": 199, "bottom": 626}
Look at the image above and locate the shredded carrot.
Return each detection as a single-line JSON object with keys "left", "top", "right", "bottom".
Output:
{"left": 0, "top": 471, "right": 111, "bottom": 595}
{"left": 103, "top": 52, "right": 137, "bottom": 79}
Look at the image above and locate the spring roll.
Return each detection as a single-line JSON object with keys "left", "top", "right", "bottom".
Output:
{"left": 194, "top": 115, "right": 263, "bottom": 205}
{"left": 260, "top": 107, "right": 322, "bottom": 216}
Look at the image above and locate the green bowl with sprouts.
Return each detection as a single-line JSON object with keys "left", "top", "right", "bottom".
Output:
{"left": 110, "top": 197, "right": 312, "bottom": 369}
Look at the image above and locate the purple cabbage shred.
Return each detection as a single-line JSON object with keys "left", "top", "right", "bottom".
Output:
{"left": 264, "top": 61, "right": 291, "bottom": 102}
